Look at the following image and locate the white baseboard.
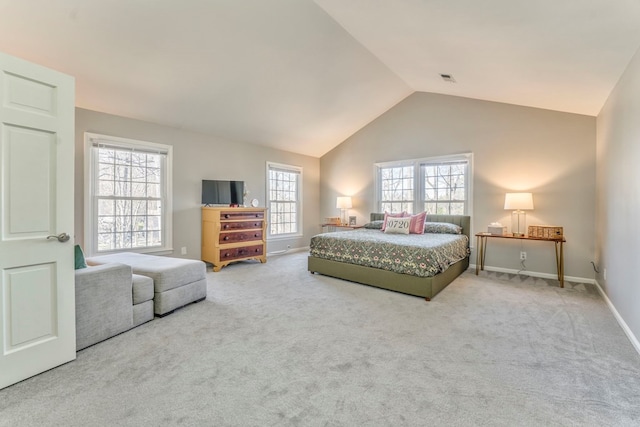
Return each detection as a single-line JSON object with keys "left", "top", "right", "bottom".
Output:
{"left": 469, "top": 264, "right": 594, "bottom": 285}
{"left": 592, "top": 279, "right": 640, "bottom": 356}
{"left": 267, "top": 246, "right": 309, "bottom": 256}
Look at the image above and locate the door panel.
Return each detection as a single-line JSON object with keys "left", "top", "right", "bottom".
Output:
{"left": 0, "top": 52, "right": 75, "bottom": 390}
{"left": 3, "top": 125, "right": 55, "bottom": 236}
{"left": 5, "top": 263, "right": 56, "bottom": 351}
{"left": 4, "top": 72, "right": 57, "bottom": 115}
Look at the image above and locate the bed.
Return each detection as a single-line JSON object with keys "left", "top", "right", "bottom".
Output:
{"left": 308, "top": 213, "right": 471, "bottom": 300}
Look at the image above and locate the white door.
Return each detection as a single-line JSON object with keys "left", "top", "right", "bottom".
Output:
{"left": 0, "top": 52, "right": 75, "bottom": 389}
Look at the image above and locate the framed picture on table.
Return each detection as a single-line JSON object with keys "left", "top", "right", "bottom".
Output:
{"left": 348, "top": 216, "right": 357, "bottom": 226}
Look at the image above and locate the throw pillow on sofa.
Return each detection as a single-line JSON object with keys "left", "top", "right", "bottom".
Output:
{"left": 74, "top": 245, "right": 87, "bottom": 269}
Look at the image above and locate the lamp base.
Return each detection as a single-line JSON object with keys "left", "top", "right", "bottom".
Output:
{"left": 511, "top": 210, "right": 527, "bottom": 237}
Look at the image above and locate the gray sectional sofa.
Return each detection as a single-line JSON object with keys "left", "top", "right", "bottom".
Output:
{"left": 75, "top": 263, "right": 154, "bottom": 351}
{"left": 75, "top": 253, "right": 207, "bottom": 351}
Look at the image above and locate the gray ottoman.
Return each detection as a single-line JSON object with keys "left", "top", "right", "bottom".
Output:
{"left": 88, "top": 253, "right": 207, "bottom": 316}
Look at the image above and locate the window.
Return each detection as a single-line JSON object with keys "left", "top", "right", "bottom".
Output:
{"left": 267, "top": 162, "right": 302, "bottom": 237}
{"left": 375, "top": 153, "right": 472, "bottom": 215}
{"left": 379, "top": 165, "right": 414, "bottom": 213}
{"left": 84, "top": 133, "right": 172, "bottom": 255}
{"left": 422, "top": 160, "right": 467, "bottom": 215}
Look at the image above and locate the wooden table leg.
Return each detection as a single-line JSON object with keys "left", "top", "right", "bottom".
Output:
{"left": 475, "top": 235, "right": 487, "bottom": 275}
{"left": 476, "top": 235, "right": 481, "bottom": 275}
{"left": 560, "top": 241, "right": 564, "bottom": 288}
{"left": 481, "top": 237, "right": 487, "bottom": 271}
{"left": 555, "top": 240, "right": 564, "bottom": 288}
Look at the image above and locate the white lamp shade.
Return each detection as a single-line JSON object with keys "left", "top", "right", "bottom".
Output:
{"left": 336, "top": 196, "right": 352, "bottom": 209}
{"left": 504, "top": 192, "right": 534, "bottom": 210}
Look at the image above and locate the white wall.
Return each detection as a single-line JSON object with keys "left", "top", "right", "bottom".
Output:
{"left": 596, "top": 46, "right": 640, "bottom": 342}
{"left": 74, "top": 108, "right": 320, "bottom": 259}
{"left": 321, "top": 92, "right": 596, "bottom": 280}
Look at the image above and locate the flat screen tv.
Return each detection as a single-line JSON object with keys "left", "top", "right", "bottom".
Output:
{"left": 202, "top": 180, "right": 244, "bottom": 206}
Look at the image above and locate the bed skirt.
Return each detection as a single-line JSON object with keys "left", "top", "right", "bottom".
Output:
{"left": 308, "top": 255, "right": 469, "bottom": 301}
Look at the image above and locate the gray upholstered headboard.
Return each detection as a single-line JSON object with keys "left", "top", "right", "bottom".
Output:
{"left": 370, "top": 213, "right": 471, "bottom": 240}
{"left": 370, "top": 212, "right": 386, "bottom": 222}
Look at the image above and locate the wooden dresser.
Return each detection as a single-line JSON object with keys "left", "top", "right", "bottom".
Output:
{"left": 201, "top": 206, "right": 267, "bottom": 272}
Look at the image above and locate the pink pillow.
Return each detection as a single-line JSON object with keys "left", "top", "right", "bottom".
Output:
{"left": 381, "top": 211, "right": 408, "bottom": 231}
{"left": 409, "top": 211, "right": 427, "bottom": 234}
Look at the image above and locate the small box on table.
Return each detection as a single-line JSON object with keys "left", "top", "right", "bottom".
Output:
{"left": 488, "top": 225, "right": 507, "bottom": 235}
{"left": 324, "top": 217, "right": 341, "bottom": 225}
{"left": 528, "top": 225, "right": 563, "bottom": 239}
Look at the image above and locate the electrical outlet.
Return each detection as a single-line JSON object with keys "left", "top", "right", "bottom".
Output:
{"left": 181, "top": 246, "right": 187, "bottom": 255}
{"left": 520, "top": 251, "right": 527, "bottom": 260}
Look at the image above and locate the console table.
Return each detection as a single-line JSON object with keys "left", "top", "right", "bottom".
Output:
{"left": 475, "top": 233, "right": 566, "bottom": 287}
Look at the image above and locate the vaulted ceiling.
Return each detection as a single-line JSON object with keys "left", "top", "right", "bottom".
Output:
{"left": 1, "top": 0, "right": 639, "bottom": 157}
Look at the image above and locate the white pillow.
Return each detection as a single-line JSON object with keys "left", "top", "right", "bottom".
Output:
{"left": 383, "top": 217, "right": 411, "bottom": 234}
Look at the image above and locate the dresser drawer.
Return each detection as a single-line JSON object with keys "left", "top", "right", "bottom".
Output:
{"left": 221, "top": 220, "right": 263, "bottom": 231}
{"left": 219, "top": 244, "right": 264, "bottom": 261}
{"left": 220, "top": 211, "right": 264, "bottom": 220}
{"left": 219, "top": 230, "right": 263, "bottom": 244}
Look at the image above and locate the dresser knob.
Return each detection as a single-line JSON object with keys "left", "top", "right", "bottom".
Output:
{"left": 225, "top": 214, "right": 230, "bottom": 218}
{"left": 223, "top": 225, "right": 229, "bottom": 229}
{"left": 254, "top": 234, "right": 259, "bottom": 238}
{"left": 223, "top": 236, "right": 229, "bottom": 241}
{"left": 224, "top": 252, "right": 230, "bottom": 257}
{"left": 255, "top": 248, "right": 260, "bottom": 253}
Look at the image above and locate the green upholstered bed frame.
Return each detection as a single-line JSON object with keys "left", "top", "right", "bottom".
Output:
{"left": 308, "top": 214, "right": 471, "bottom": 301}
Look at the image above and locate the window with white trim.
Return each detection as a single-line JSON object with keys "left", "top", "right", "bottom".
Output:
{"left": 379, "top": 164, "right": 415, "bottom": 213}
{"left": 422, "top": 160, "right": 467, "bottom": 214}
{"left": 267, "top": 162, "right": 302, "bottom": 237}
{"left": 375, "top": 153, "right": 472, "bottom": 215}
{"left": 84, "top": 133, "right": 172, "bottom": 255}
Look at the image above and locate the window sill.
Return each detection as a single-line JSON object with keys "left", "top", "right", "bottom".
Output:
{"left": 88, "top": 247, "right": 173, "bottom": 257}
{"left": 267, "top": 233, "right": 303, "bottom": 241}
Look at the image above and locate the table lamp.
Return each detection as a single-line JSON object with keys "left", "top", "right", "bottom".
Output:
{"left": 336, "top": 196, "right": 352, "bottom": 226}
{"left": 504, "top": 192, "right": 533, "bottom": 237}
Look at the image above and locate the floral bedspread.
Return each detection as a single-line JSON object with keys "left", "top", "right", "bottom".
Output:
{"left": 309, "top": 229, "right": 470, "bottom": 277}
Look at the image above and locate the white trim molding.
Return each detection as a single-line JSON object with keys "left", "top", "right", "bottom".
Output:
{"left": 593, "top": 280, "right": 640, "bottom": 356}
{"left": 469, "top": 264, "right": 595, "bottom": 285}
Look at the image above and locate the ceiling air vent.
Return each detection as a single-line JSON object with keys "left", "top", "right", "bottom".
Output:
{"left": 440, "top": 74, "right": 456, "bottom": 83}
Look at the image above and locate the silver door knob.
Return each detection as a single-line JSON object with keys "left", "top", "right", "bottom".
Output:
{"left": 47, "top": 233, "right": 70, "bottom": 243}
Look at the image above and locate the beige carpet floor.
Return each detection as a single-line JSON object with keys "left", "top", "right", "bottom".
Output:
{"left": 1, "top": 251, "right": 639, "bottom": 426}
